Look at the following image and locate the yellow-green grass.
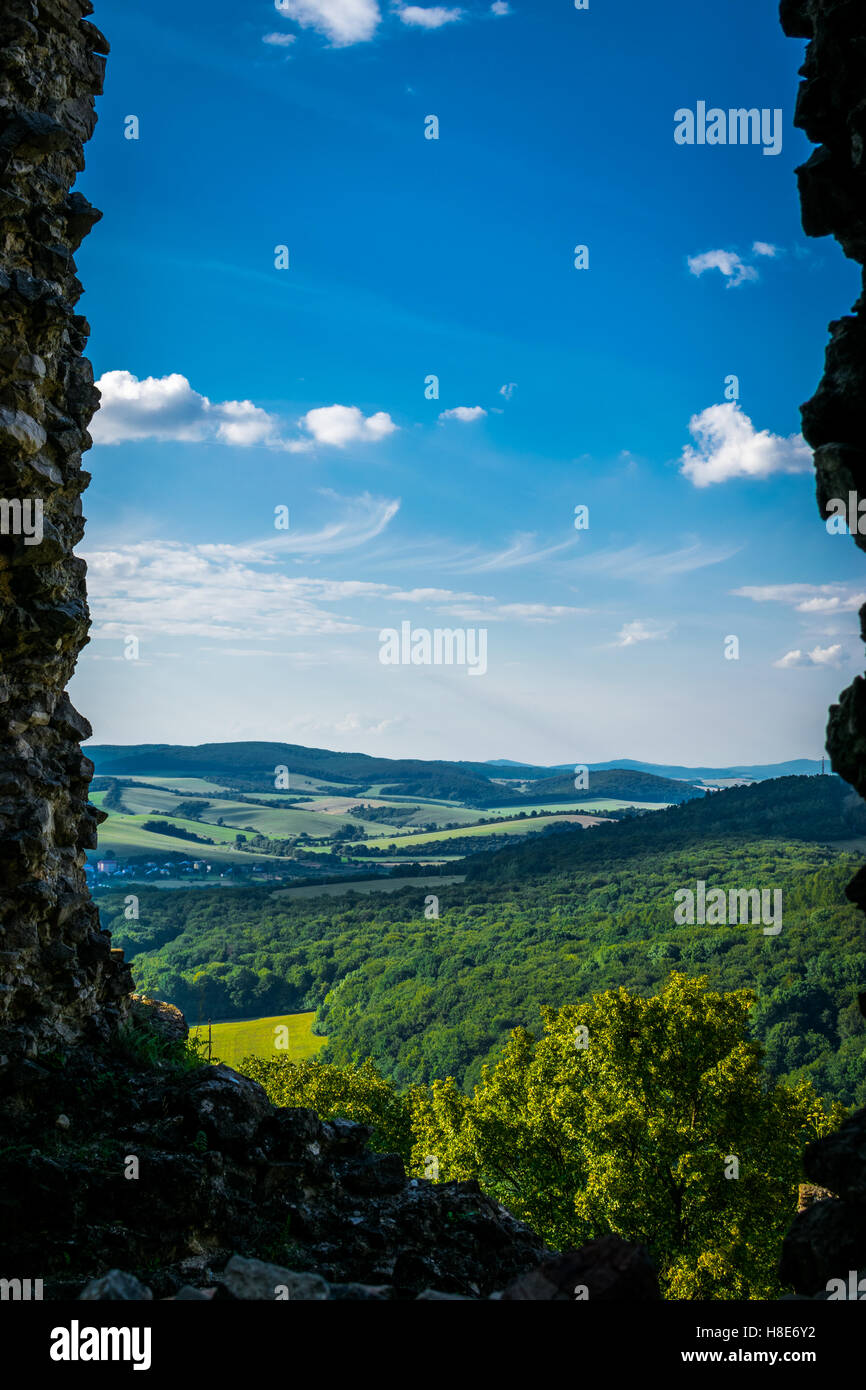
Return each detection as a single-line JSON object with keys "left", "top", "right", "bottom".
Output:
{"left": 95, "top": 813, "right": 286, "bottom": 862}
{"left": 189, "top": 1011, "right": 325, "bottom": 1067}
{"left": 364, "top": 812, "right": 603, "bottom": 849}
{"left": 114, "top": 790, "right": 370, "bottom": 839}
{"left": 121, "top": 776, "right": 232, "bottom": 793}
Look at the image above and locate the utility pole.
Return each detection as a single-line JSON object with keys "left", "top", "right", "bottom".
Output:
{"left": 207, "top": 1018, "right": 212, "bottom": 1063}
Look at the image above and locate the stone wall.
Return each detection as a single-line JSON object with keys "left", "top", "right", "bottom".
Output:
{"left": 0, "top": 0, "right": 132, "bottom": 1082}
{"left": 778, "top": 0, "right": 866, "bottom": 1294}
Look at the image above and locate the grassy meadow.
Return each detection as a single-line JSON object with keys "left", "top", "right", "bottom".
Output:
{"left": 190, "top": 1011, "right": 326, "bottom": 1068}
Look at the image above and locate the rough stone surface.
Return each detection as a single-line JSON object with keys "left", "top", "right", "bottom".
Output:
{"left": 779, "top": 0, "right": 866, "bottom": 1297}
{"left": 128, "top": 993, "right": 188, "bottom": 1043}
{"left": 0, "top": 1044, "right": 555, "bottom": 1300}
{"left": 499, "top": 1236, "right": 660, "bottom": 1302}
{"left": 78, "top": 1270, "right": 154, "bottom": 1301}
{"left": 0, "top": 0, "right": 132, "bottom": 1079}
{"left": 217, "top": 1255, "right": 331, "bottom": 1302}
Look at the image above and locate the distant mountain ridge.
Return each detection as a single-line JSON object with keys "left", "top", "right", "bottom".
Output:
{"left": 485, "top": 758, "right": 824, "bottom": 781}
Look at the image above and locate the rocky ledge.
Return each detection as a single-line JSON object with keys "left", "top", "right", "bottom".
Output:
{"left": 0, "top": 1033, "right": 659, "bottom": 1301}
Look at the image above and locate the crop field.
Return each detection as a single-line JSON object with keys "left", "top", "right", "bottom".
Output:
{"left": 92, "top": 770, "right": 666, "bottom": 866}
{"left": 364, "top": 812, "right": 604, "bottom": 849}
{"left": 122, "top": 776, "right": 232, "bottom": 794}
{"left": 189, "top": 1011, "right": 326, "bottom": 1067}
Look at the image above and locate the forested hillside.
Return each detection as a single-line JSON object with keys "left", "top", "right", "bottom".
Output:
{"left": 467, "top": 775, "right": 866, "bottom": 881}
{"left": 105, "top": 777, "right": 866, "bottom": 1107}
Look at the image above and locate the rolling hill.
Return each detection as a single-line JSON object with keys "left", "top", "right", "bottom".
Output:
{"left": 86, "top": 740, "right": 702, "bottom": 809}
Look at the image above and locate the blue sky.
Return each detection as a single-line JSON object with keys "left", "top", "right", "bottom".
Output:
{"left": 71, "top": 0, "right": 865, "bottom": 765}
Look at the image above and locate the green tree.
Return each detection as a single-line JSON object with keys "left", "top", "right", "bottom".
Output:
{"left": 409, "top": 974, "right": 844, "bottom": 1299}
{"left": 239, "top": 1056, "right": 418, "bottom": 1162}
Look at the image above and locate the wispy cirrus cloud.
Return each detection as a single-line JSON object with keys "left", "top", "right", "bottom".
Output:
{"left": 679, "top": 402, "right": 810, "bottom": 487}
{"left": 614, "top": 619, "right": 674, "bottom": 648}
{"left": 82, "top": 534, "right": 583, "bottom": 643}
{"left": 578, "top": 540, "right": 739, "bottom": 579}
{"left": 734, "top": 583, "right": 866, "bottom": 614}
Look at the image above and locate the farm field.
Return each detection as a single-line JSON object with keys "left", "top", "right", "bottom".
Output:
{"left": 366, "top": 812, "right": 605, "bottom": 849}
{"left": 125, "top": 776, "right": 232, "bottom": 794}
{"left": 92, "top": 815, "right": 283, "bottom": 862}
{"left": 90, "top": 763, "right": 673, "bottom": 871}
{"left": 189, "top": 1011, "right": 326, "bottom": 1067}
{"left": 271, "top": 874, "right": 466, "bottom": 900}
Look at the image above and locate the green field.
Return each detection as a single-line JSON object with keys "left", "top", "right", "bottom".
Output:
{"left": 93, "top": 815, "right": 277, "bottom": 863}
{"left": 366, "top": 812, "right": 601, "bottom": 849}
{"left": 124, "top": 776, "right": 232, "bottom": 794}
{"left": 92, "top": 770, "right": 667, "bottom": 866}
{"left": 189, "top": 1011, "right": 326, "bottom": 1067}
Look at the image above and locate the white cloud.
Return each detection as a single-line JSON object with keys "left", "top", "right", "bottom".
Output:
{"left": 82, "top": 531, "right": 579, "bottom": 643}
{"left": 262, "top": 31, "right": 297, "bottom": 46}
{"left": 753, "top": 241, "right": 778, "bottom": 257}
{"left": 491, "top": 1, "right": 511, "bottom": 12}
{"left": 687, "top": 249, "right": 759, "bottom": 288}
{"left": 91, "top": 372, "right": 396, "bottom": 453}
{"left": 92, "top": 371, "right": 287, "bottom": 448}
{"left": 679, "top": 402, "right": 811, "bottom": 487}
{"left": 774, "top": 644, "right": 844, "bottom": 669}
{"left": 615, "top": 620, "right": 673, "bottom": 648}
{"left": 499, "top": 382, "right": 517, "bottom": 400}
{"left": 297, "top": 403, "right": 398, "bottom": 447}
{"left": 84, "top": 543, "right": 369, "bottom": 641}
{"left": 734, "top": 583, "right": 866, "bottom": 614}
{"left": 396, "top": 5, "right": 463, "bottom": 27}
{"left": 273, "top": 0, "right": 381, "bottom": 45}
{"left": 438, "top": 405, "right": 487, "bottom": 423}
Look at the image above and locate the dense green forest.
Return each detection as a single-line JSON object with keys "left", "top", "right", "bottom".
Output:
{"left": 105, "top": 777, "right": 866, "bottom": 1106}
